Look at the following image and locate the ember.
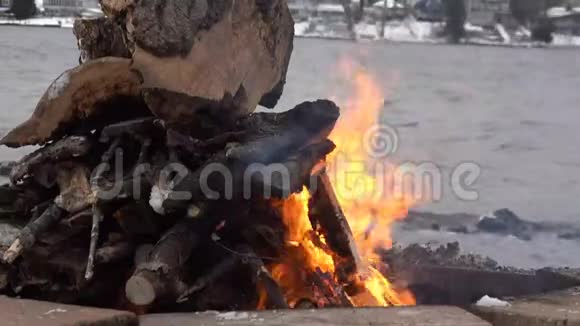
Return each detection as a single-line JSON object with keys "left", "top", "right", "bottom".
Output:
{"left": 0, "top": 0, "right": 414, "bottom": 314}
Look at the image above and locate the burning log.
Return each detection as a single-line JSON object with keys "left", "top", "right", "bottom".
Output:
{"left": 309, "top": 169, "right": 363, "bottom": 285}
{"left": 237, "top": 245, "right": 289, "bottom": 310}
{"left": 308, "top": 268, "right": 353, "bottom": 308}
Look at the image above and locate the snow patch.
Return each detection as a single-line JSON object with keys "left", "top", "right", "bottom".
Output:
{"left": 217, "top": 312, "right": 253, "bottom": 321}
{"left": 476, "top": 295, "right": 511, "bottom": 307}
{"left": 44, "top": 308, "right": 67, "bottom": 315}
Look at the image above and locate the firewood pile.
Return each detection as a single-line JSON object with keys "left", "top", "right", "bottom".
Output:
{"left": 0, "top": 0, "right": 375, "bottom": 313}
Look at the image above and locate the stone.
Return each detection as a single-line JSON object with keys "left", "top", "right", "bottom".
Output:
{"left": 0, "top": 296, "right": 137, "bottom": 326}
{"left": 140, "top": 306, "right": 491, "bottom": 326}
{"left": 472, "top": 287, "right": 580, "bottom": 326}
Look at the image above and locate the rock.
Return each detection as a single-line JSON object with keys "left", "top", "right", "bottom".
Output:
{"left": 0, "top": 295, "right": 137, "bottom": 326}
{"left": 476, "top": 209, "right": 538, "bottom": 240}
{"left": 140, "top": 306, "right": 491, "bottom": 326}
{"left": 558, "top": 230, "right": 580, "bottom": 240}
{"left": 472, "top": 287, "right": 580, "bottom": 326}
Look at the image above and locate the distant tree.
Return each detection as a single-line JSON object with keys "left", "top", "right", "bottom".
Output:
{"left": 531, "top": 17, "right": 555, "bottom": 42}
{"left": 10, "top": 0, "right": 37, "bottom": 20}
{"left": 354, "top": 0, "right": 366, "bottom": 22}
{"left": 443, "top": 0, "right": 466, "bottom": 43}
{"left": 339, "top": 0, "right": 356, "bottom": 39}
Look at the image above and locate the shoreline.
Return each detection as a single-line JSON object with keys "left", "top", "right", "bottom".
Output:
{"left": 1, "top": 16, "right": 579, "bottom": 49}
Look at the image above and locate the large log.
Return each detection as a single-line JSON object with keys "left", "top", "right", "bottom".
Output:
{"left": 125, "top": 216, "right": 220, "bottom": 308}
{"left": 309, "top": 169, "right": 363, "bottom": 286}
{"left": 123, "top": 0, "right": 294, "bottom": 129}
{"left": 0, "top": 58, "right": 146, "bottom": 148}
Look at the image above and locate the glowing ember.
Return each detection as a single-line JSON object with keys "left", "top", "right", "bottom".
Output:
{"left": 264, "top": 58, "right": 415, "bottom": 308}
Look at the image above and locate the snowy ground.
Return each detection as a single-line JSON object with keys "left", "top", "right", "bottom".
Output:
{"left": 0, "top": 16, "right": 74, "bottom": 28}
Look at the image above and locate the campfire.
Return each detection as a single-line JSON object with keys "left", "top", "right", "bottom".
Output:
{"left": 0, "top": 0, "right": 415, "bottom": 313}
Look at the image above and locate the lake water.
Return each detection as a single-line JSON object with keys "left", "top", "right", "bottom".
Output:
{"left": 1, "top": 26, "right": 579, "bottom": 268}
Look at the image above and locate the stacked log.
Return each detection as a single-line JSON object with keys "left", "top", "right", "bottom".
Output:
{"left": 0, "top": 0, "right": 370, "bottom": 313}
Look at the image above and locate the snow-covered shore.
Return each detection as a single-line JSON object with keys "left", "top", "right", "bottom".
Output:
{"left": 1, "top": 15, "right": 579, "bottom": 48}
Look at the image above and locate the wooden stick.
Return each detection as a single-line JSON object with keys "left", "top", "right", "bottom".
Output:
{"left": 309, "top": 169, "right": 363, "bottom": 285}
{"left": 2, "top": 204, "right": 64, "bottom": 264}
{"left": 85, "top": 205, "right": 104, "bottom": 280}
{"left": 85, "top": 137, "right": 121, "bottom": 280}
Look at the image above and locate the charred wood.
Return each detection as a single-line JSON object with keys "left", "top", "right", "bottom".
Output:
{"left": 309, "top": 170, "right": 363, "bottom": 285}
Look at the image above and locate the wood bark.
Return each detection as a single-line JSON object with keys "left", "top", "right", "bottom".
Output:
{"left": 124, "top": 0, "right": 294, "bottom": 129}
{"left": 73, "top": 17, "right": 131, "bottom": 63}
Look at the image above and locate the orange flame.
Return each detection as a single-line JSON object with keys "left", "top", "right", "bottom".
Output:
{"left": 263, "top": 58, "right": 415, "bottom": 308}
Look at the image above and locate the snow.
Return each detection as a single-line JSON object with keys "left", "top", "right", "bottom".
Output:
{"left": 0, "top": 17, "right": 75, "bottom": 28}
{"left": 476, "top": 295, "right": 511, "bottom": 307}
{"left": 44, "top": 308, "right": 68, "bottom": 315}
{"left": 294, "top": 21, "right": 310, "bottom": 36}
{"left": 547, "top": 6, "right": 580, "bottom": 18}
{"left": 216, "top": 312, "right": 251, "bottom": 321}
{"left": 372, "top": 0, "right": 405, "bottom": 9}
{"left": 553, "top": 33, "right": 580, "bottom": 47}
{"left": 317, "top": 4, "right": 345, "bottom": 13}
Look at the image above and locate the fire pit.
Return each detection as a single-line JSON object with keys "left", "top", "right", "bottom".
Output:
{"left": 0, "top": 0, "right": 415, "bottom": 314}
